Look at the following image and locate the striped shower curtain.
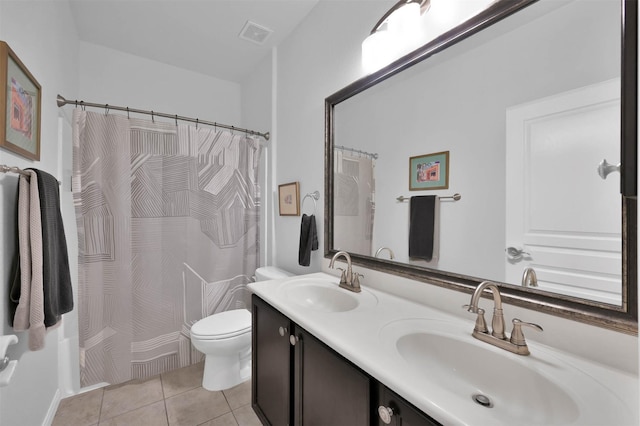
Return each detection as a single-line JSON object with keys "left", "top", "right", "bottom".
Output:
{"left": 72, "top": 110, "right": 262, "bottom": 387}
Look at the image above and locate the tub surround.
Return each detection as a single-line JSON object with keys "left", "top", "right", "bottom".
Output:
{"left": 249, "top": 272, "right": 638, "bottom": 425}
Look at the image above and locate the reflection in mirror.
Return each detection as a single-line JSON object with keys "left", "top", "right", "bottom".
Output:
{"left": 326, "top": 0, "right": 637, "bottom": 333}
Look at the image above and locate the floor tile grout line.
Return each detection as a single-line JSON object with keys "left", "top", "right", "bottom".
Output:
{"left": 97, "top": 388, "right": 105, "bottom": 424}
{"left": 160, "top": 373, "right": 171, "bottom": 426}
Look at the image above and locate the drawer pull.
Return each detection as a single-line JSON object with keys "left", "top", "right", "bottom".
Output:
{"left": 378, "top": 405, "right": 394, "bottom": 424}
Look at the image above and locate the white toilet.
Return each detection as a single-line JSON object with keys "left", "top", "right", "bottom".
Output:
{"left": 190, "top": 266, "right": 292, "bottom": 391}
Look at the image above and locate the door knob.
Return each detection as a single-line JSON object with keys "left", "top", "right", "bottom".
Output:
{"left": 506, "top": 246, "right": 529, "bottom": 261}
{"left": 597, "top": 158, "right": 620, "bottom": 180}
{"left": 289, "top": 335, "right": 300, "bottom": 346}
{"left": 278, "top": 326, "right": 287, "bottom": 337}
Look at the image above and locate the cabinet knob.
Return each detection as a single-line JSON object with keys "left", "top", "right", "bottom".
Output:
{"left": 289, "top": 335, "right": 300, "bottom": 346}
{"left": 378, "top": 406, "right": 394, "bottom": 424}
{"left": 278, "top": 326, "right": 288, "bottom": 337}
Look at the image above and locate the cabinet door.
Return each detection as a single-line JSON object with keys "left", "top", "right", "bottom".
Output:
{"left": 252, "top": 295, "right": 292, "bottom": 426}
{"left": 376, "top": 384, "right": 441, "bottom": 426}
{"left": 294, "top": 327, "right": 370, "bottom": 426}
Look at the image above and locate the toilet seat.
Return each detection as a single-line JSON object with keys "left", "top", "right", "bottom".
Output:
{"left": 191, "top": 309, "right": 251, "bottom": 340}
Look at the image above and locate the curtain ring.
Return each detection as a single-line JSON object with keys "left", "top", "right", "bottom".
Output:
{"left": 80, "top": 101, "right": 85, "bottom": 111}
{"left": 105, "top": 104, "right": 109, "bottom": 116}
{"left": 214, "top": 122, "right": 217, "bottom": 132}
{"left": 126, "top": 107, "right": 130, "bottom": 119}
{"left": 151, "top": 111, "right": 155, "bottom": 123}
{"left": 196, "top": 118, "right": 199, "bottom": 129}
{"left": 74, "top": 100, "right": 78, "bottom": 108}
{"left": 175, "top": 114, "right": 178, "bottom": 126}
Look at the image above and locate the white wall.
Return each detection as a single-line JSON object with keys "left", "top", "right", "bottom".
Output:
{"left": 272, "top": 1, "right": 638, "bottom": 373}
{"left": 78, "top": 42, "right": 241, "bottom": 126}
{"left": 273, "top": 1, "right": 392, "bottom": 274}
{"left": 0, "top": 2, "right": 79, "bottom": 425}
{"left": 241, "top": 54, "right": 273, "bottom": 267}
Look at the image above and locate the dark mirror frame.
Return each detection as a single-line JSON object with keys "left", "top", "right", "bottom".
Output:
{"left": 325, "top": 0, "right": 638, "bottom": 334}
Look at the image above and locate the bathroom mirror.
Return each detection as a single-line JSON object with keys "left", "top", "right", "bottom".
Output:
{"left": 325, "top": 0, "right": 637, "bottom": 333}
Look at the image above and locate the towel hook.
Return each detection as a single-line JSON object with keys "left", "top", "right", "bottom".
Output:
{"left": 302, "top": 190, "right": 320, "bottom": 215}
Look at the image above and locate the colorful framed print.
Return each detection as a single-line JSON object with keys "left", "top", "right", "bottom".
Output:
{"left": 278, "top": 181, "right": 300, "bottom": 216}
{"left": 0, "top": 41, "right": 41, "bottom": 161}
{"left": 409, "top": 151, "right": 449, "bottom": 190}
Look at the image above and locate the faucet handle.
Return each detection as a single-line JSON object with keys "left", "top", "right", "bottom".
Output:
{"left": 352, "top": 272, "right": 363, "bottom": 289}
{"left": 473, "top": 308, "right": 488, "bottom": 334}
{"left": 463, "top": 305, "right": 488, "bottom": 333}
{"left": 336, "top": 267, "right": 348, "bottom": 285}
{"left": 462, "top": 304, "right": 476, "bottom": 313}
{"left": 509, "top": 318, "right": 543, "bottom": 346}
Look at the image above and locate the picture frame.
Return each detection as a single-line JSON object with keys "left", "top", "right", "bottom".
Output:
{"left": 409, "top": 151, "right": 449, "bottom": 190}
{"left": 0, "top": 41, "right": 41, "bottom": 161}
{"left": 278, "top": 181, "right": 300, "bottom": 216}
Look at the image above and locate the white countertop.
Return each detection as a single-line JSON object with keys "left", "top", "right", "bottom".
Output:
{"left": 249, "top": 272, "right": 639, "bottom": 426}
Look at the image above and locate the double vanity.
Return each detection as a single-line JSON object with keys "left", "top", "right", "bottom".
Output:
{"left": 249, "top": 272, "right": 638, "bottom": 425}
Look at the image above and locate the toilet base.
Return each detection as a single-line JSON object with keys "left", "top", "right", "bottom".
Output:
{"left": 202, "top": 349, "right": 251, "bottom": 391}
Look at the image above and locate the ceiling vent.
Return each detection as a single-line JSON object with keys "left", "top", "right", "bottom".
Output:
{"left": 239, "top": 21, "right": 273, "bottom": 45}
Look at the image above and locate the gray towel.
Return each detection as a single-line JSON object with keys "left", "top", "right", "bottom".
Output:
{"left": 298, "top": 214, "right": 318, "bottom": 266}
{"left": 31, "top": 169, "right": 73, "bottom": 327}
{"left": 409, "top": 195, "right": 437, "bottom": 261}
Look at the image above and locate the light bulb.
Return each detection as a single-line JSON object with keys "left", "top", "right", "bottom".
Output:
{"left": 362, "top": 30, "right": 394, "bottom": 73}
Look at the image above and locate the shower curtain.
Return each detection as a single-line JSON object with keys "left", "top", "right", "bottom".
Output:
{"left": 333, "top": 148, "right": 375, "bottom": 256}
{"left": 72, "top": 110, "right": 262, "bottom": 387}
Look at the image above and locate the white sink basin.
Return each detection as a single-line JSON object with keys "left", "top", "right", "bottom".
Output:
{"left": 279, "top": 277, "right": 377, "bottom": 312}
{"left": 380, "top": 319, "right": 635, "bottom": 425}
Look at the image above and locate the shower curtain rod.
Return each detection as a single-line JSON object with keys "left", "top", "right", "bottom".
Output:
{"left": 56, "top": 95, "right": 270, "bottom": 141}
{"left": 335, "top": 145, "right": 379, "bottom": 159}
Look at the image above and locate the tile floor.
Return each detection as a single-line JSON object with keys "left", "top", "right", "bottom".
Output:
{"left": 52, "top": 362, "right": 262, "bottom": 426}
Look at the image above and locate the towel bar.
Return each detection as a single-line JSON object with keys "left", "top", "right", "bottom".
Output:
{"left": 0, "top": 164, "right": 61, "bottom": 185}
{"left": 396, "top": 193, "right": 461, "bottom": 202}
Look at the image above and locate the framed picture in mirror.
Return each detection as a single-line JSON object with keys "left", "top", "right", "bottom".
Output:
{"left": 278, "top": 181, "right": 300, "bottom": 216}
{"left": 0, "top": 41, "right": 41, "bottom": 161}
{"left": 409, "top": 151, "right": 449, "bottom": 190}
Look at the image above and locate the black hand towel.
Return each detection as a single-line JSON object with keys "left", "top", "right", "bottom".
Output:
{"left": 31, "top": 169, "right": 74, "bottom": 327}
{"left": 298, "top": 214, "right": 318, "bottom": 266}
{"left": 409, "top": 195, "right": 437, "bottom": 261}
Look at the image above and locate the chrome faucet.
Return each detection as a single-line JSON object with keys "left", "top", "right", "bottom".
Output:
{"left": 522, "top": 267, "right": 538, "bottom": 287}
{"left": 329, "top": 251, "right": 362, "bottom": 293}
{"left": 465, "top": 281, "right": 542, "bottom": 355}
{"left": 374, "top": 247, "right": 395, "bottom": 259}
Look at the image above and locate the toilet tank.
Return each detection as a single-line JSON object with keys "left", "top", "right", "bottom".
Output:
{"left": 255, "top": 266, "right": 292, "bottom": 282}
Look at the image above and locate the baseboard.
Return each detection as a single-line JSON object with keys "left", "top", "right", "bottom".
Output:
{"left": 42, "top": 388, "right": 61, "bottom": 426}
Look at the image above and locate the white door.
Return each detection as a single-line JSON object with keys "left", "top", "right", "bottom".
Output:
{"left": 505, "top": 79, "right": 621, "bottom": 305}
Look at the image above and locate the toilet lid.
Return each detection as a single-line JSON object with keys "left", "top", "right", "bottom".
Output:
{"left": 190, "top": 309, "right": 251, "bottom": 340}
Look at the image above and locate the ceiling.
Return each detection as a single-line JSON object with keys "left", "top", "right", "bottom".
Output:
{"left": 68, "top": 0, "right": 321, "bottom": 83}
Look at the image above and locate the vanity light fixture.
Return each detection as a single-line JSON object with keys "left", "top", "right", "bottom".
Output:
{"left": 362, "top": 0, "right": 431, "bottom": 73}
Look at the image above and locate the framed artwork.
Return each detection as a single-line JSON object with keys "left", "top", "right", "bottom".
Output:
{"left": 409, "top": 151, "right": 449, "bottom": 190}
{"left": 0, "top": 41, "right": 41, "bottom": 161}
{"left": 278, "top": 181, "right": 300, "bottom": 216}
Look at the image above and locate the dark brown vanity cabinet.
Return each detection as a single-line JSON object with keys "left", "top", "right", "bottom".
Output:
{"left": 252, "top": 295, "right": 292, "bottom": 426}
{"left": 252, "top": 295, "right": 369, "bottom": 426}
{"left": 251, "top": 295, "right": 439, "bottom": 426}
